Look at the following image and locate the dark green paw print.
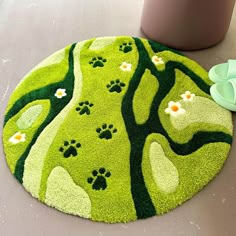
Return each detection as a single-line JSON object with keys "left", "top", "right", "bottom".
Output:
{"left": 89, "top": 57, "right": 107, "bottom": 68}
{"left": 119, "top": 42, "right": 133, "bottom": 53}
{"left": 87, "top": 168, "right": 111, "bottom": 190}
{"left": 107, "top": 79, "right": 126, "bottom": 93}
{"left": 59, "top": 140, "right": 81, "bottom": 158}
{"left": 96, "top": 124, "right": 117, "bottom": 140}
{"left": 76, "top": 101, "right": 93, "bottom": 115}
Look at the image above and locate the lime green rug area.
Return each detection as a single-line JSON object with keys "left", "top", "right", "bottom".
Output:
{"left": 2, "top": 36, "right": 233, "bottom": 223}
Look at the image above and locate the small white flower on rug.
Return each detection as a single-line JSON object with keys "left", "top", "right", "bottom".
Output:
{"left": 9, "top": 132, "right": 26, "bottom": 144}
{"left": 55, "top": 88, "right": 67, "bottom": 98}
{"left": 120, "top": 62, "right": 132, "bottom": 71}
{"left": 165, "top": 101, "right": 186, "bottom": 117}
{"left": 181, "top": 91, "right": 195, "bottom": 101}
{"left": 152, "top": 55, "right": 164, "bottom": 65}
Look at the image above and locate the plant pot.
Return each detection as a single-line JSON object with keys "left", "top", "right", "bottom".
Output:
{"left": 141, "top": 0, "right": 235, "bottom": 50}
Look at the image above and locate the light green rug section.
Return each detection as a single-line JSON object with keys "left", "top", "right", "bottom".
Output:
{"left": 45, "top": 166, "right": 91, "bottom": 218}
{"left": 16, "top": 104, "right": 43, "bottom": 130}
{"left": 3, "top": 100, "right": 50, "bottom": 172}
{"left": 34, "top": 48, "right": 66, "bottom": 70}
{"left": 159, "top": 69, "right": 233, "bottom": 144}
{"left": 142, "top": 133, "right": 231, "bottom": 214}
{"left": 149, "top": 142, "right": 179, "bottom": 194}
{"left": 89, "top": 36, "right": 116, "bottom": 50}
{"left": 22, "top": 41, "right": 85, "bottom": 198}
{"left": 171, "top": 96, "right": 233, "bottom": 132}
{"left": 142, "top": 39, "right": 166, "bottom": 72}
{"left": 133, "top": 69, "right": 159, "bottom": 124}
{"left": 5, "top": 46, "right": 70, "bottom": 114}
{"left": 38, "top": 36, "right": 138, "bottom": 223}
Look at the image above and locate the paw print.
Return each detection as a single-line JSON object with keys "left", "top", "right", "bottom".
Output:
{"left": 59, "top": 140, "right": 81, "bottom": 158}
{"left": 119, "top": 42, "right": 133, "bottom": 53}
{"left": 76, "top": 101, "right": 94, "bottom": 115}
{"left": 87, "top": 168, "right": 111, "bottom": 190}
{"left": 89, "top": 57, "right": 107, "bottom": 68}
{"left": 96, "top": 124, "right": 117, "bottom": 140}
{"left": 107, "top": 79, "right": 126, "bottom": 93}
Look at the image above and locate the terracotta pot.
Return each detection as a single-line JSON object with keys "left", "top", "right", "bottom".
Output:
{"left": 141, "top": 0, "right": 235, "bottom": 50}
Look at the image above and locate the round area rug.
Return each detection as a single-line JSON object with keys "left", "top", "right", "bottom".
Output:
{"left": 2, "top": 36, "right": 233, "bottom": 223}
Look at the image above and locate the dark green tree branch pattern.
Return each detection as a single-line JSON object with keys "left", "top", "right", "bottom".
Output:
{"left": 121, "top": 37, "right": 232, "bottom": 219}
{"left": 4, "top": 43, "right": 77, "bottom": 183}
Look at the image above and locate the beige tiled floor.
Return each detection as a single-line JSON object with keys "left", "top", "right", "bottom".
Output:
{"left": 0, "top": 1, "right": 236, "bottom": 235}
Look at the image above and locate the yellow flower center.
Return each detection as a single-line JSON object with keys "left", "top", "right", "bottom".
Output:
{"left": 171, "top": 105, "right": 179, "bottom": 112}
{"left": 15, "top": 134, "right": 22, "bottom": 140}
{"left": 154, "top": 57, "right": 160, "bottom": 62}
{"left": 123, "top": 64, "right": 127, "bottom": 69}
{"left": 57, "top": 91, "right": 63, "bottom": 96}
{"left": 186, "top": 94, "right": 191, "bottom": 99}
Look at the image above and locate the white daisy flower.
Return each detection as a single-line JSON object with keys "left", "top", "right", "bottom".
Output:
{"left": 181, "top": 91, "right": 195, "bottom": 102}
{"left": 54, "top": 88, "right": 67, "bottom": 99}
{"left": 152, "top": 55, "right": 164, "bottom": 65}
{"left": 9, "top": 132, "right": 26, "bottom": 144}
{"left": 120, "top": 62, "right": 132, "bottom": 71}
{"left": 165, "top": 101, "right": 186, "bottom": 117}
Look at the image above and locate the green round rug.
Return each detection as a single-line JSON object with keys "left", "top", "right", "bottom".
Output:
{"left": 2, "top": 36, "right": 233, "bottom": 223}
